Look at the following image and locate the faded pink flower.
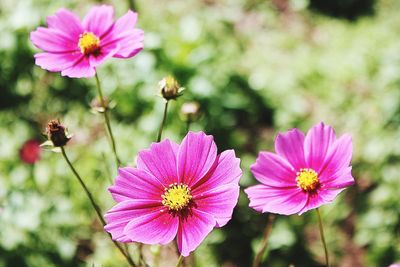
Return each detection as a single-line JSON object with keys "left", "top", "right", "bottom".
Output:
{"left": 30, "top": 5, "right": 143, "bottom": 78}
{"left": 389, "top": 264, "right": 400, "bottom": 267}
{"left": 104, "top": 131, "right": 242, "bottom": 256}
{"left": 245, "top": 122, "right": 355, "bottom": 215}
{"left": 20, "top": 139, "right": 41, "bottom": 164}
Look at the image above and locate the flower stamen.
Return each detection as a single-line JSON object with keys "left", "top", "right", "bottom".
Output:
{"left": 296, "top": 168, "right": 319, "bottom": 192}
{"left": 78, "top": 32, "right": 100, "bottom": 55}
{"left": 162, "top": 183, "right": 192, "bottom": 211}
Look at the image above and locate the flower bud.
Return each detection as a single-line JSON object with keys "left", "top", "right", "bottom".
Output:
{"left": 159, "top": 76, "right": 184, "bottom": 101}
{"left": 46, "top": 119, "right": 70, "bottom": 147}
{"left": 180, "top": 102, "right": 201, "bottom": 122}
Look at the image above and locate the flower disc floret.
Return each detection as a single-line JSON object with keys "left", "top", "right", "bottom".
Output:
{"left": 162, "top": 183, "right": 192, "bottom": 211}
{"left": 296, "top": 168, "right": 319, "bottom": 192}
{"left": 78, "top": 32, "right": 100, "bottom": 55}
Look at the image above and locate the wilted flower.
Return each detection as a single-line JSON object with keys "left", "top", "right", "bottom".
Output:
{"left": 159, "top": 75, "right": 184, "bottom": 101}
{"left": 104, "top": 131, "right": 242, "bottom": 256}
{"left": 46, "top": 120, "right": 70, "bottom": 147}
{"left": 30, "top": 5, "right": 144, "bottom": 78}
{"left": 20, "top": 139, "right": 41, "bottom": 164}
{"left": 245, "top": 122, "right": 355, "bottom": 215}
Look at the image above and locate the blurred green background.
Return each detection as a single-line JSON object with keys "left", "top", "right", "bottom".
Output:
{"left": 1, "top": 0, "right": 400, "bottom": 266}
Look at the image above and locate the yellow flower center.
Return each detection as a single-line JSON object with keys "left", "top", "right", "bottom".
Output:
{"left": 78, "top": 32, "right": 100, "bottom": 55}
{"left": 296, "top": 168, "right": 319, "bottom": 192}
{"left": 162, "top": 183, "right": 192, "bottom": 211}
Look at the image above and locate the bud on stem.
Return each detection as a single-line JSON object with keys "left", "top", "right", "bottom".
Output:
{"left": 159, "top": 75, "right": 184, "bottom": 101}
{"left": 46, "top": 120, "right": 71, "bottom": 147}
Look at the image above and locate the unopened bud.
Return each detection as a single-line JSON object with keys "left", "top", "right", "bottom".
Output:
{"left": 159, "top": 76, "right": 184, "bottom": 101}
{"left": 46, "top": 120, "right": 70, "bottom": 147}
{"left": 180, "top": 102, "right": 201, "bottom": 122}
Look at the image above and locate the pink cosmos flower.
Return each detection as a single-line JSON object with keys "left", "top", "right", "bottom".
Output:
{"left": 30, "top": 5, "right": 144, "bottom": 78}
{"left": 245, "top": 122, "right": 355, "bottom": 215}
{"left": 104, "top": 131, "right": 242, "bottom": 256}
{"left": 389, "top": 264, "right": 400, "bottom": 267}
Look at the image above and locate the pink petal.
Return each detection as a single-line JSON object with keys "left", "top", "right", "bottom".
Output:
{"left": 123, "top": 206, "right": 179, "bottom": 245}
{"left": 250, "top": 152, "right": 297, "bottom": 188}
{"left": 178, "top": 132, "right": 217, "bottom": 187}
{"left": 298, "top": 194, "right": 325, "bottom": 214}
{"left": 275, "top": 128, "right": 306, "bottom": 170}
{"left": 112, "top": 29, "right": 143, "bottom": 58}
{"left": 192, "top": 150, "right": 242, "bottom": 194}
{"left": 82, "top": 5, "right": 114, "bottom": 37}
{"left": 46, "top": 8, "right": 83, "bottom": 39}
{"left": 320, "top": 188, "right": 346, "bottom": 202}
{"left": 298, "top": 188, "right": 345, "bottom": 214}
{"left": 104, "top": 199, "right": 162, "bottom": 242}
{"left": 30, "top": 27, "right": 79, "bottom": 53}
{"left": 137, "top": 139, "right": 180, "bottom": 187}
{"left": 88, "top": 43, "right": 119, "bottom": 67}
{"left": 177, "top": 209, "right": 215, "bottom": 256}
{"left": 319, "top": 134, "right": 353, "bottom": 179}
{"left": 245, "top": 185, "right": 307, "bottom": 215}
{"left": 193, "top": 184, "right": 240, "bottom": 227}
{"left": 34, "top": 52, "right": 82, "bottom": 72}
{"left": 109, "top": 167, "right": 165, "bottom": 202}
{"left": 60, "top": 57, "right": 96, "bottom": 78}
{"left": 321, "top": 166, "right": 355, "bottom": 189}
{"left": 304, "top": 122, "right": 337, "bottom": 172}
{"left": 101, "top": 11, "right": 144, "bottom": 58}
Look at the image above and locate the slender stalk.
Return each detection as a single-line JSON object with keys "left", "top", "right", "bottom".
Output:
{"left": 101, "top": 152, "right": 114, "bottom": 184}
{"left": 95, "top": 73, "right": 121, "bottom": 168}
{"left": 252, "top": 213, "right": 275, "bottom": 267}
{"left": 29, "top": 164, "right": 38, "bottom": 189}
{"left": 316, "top": 208, "right": 330, "bottom": 267}
{"left": 137, "top": 244, "right": 149, "bottom": 267}
{"left": 186, "top": 119, "right": 191, "bottom": 133}
{"left": 127, "top": 0, "right": 136, "bottom": 11}
{"left": 60, "top": 147, "right": 136, "bottom": 267}
{"left": 157, "top": 101, "right": 169, "bottom": 142}
{"left": 175, "top": 255, "right": 184, "bottom": 267}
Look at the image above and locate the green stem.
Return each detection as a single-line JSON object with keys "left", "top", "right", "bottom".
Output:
{"left": 252, "top": 213, "right": 275, "bottom": 267}
{"left": 137, "top": 244, "right": 149, "bottom": 267}
{"left": 127, "top": 0, "right": 136, "bottom": 10}
{"left": 60, "top": 147, "right": 136, "bottom": 267}
{"left": 175, "top": 255, "right": 184, "bottom": 267}
{"left": 316, "top": 208, "right": 330, "bottom": 267}
{"left": 95, "top": 73, "right": 121, "bottom": 168}
{"left": 157, "top": 101, "right": 169, "bottom": 142}
{"left": 29, "top": 164, "right": 38, "bottom": 190}
{"left": 186, "top": 119, "right": 192, "bottom": 133}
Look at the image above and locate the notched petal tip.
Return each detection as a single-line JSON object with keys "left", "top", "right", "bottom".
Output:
{"left": 123, "top": 9, "right": 139, "bottom": 23}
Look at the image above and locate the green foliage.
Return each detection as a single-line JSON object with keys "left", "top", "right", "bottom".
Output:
{"left": 0, "top": 0, "right": 400, "bottom": 266}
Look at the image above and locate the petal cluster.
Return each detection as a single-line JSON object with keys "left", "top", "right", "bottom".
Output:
{"left": 104, "top": 131, "right": 242, "bottom": 256}
{"left": 30, "top": 5, "right": 144, "bottom": 78}
{"left": 245, "top": 122, "right": 355, "bottom": 215}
